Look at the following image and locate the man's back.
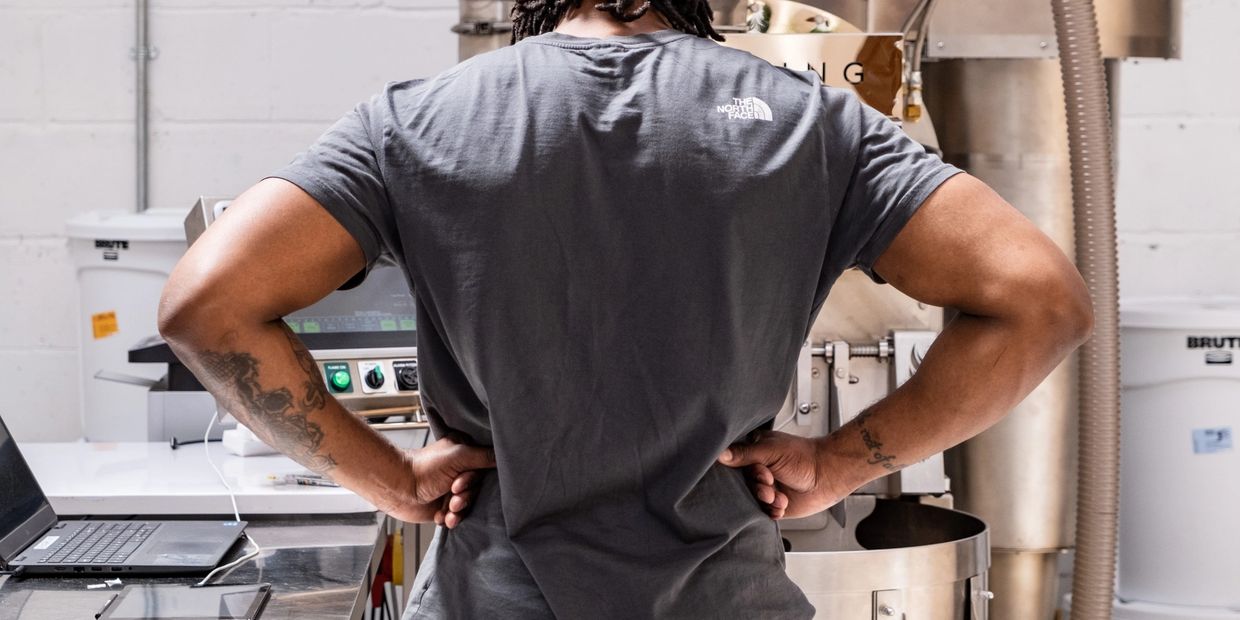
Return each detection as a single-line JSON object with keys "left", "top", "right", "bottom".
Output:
{"left": 273, "top": 29, "right": 957, "bottom": 618}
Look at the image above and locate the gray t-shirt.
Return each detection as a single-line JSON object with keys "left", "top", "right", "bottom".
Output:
{"left": 273, "top": 29, "right": 959, "bottom": 619}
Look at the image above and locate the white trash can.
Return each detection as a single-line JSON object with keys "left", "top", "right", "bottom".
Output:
{"left": 68, "top": 210, "right": 188, "bottom": 442}
{"left": 1117, "top": 298, "right": 1240, "bottom": 615}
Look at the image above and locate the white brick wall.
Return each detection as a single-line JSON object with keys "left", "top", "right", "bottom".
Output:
{"left": 1115, "top": 0, "right": 1240, "bottom": 298}
{"left": 0, "top": 0, "right": 1232, "bottom": 441}
{"left": 0, "top": 0, "right": 456, "bottom": 441}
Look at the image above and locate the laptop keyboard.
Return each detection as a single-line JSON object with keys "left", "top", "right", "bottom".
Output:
{"left": 39, "top": 522, "right": 160, "bottom": 565}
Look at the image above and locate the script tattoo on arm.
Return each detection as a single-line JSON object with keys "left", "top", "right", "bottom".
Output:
{"left": 854, "top": 409, "right": 901, "bottom": 472}
{"left": 196, "top": 326, "right": 337, "bottom": 473}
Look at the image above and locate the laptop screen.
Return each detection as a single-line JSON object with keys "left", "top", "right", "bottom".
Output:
{"left": 0, "top": 417, "right": 51, "bottom": 542}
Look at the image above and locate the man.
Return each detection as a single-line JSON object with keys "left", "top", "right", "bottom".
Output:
{"left": 158, "top": 0, "right": 1093, "bottom": 617}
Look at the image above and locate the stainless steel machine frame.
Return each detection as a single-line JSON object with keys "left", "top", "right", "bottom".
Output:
{"left": 784, "top": 497, "right": 991, "bottom": 619}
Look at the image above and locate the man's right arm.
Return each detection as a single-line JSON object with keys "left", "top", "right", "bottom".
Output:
{"left": 720, "top": 173, "right": 1094, "bottom": 519}
{"left": 159, "top": 179, "right": 492, "bottom": 526}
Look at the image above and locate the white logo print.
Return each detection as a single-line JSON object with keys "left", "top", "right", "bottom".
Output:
{"left": 716, "top": 96, "right": 773, "bottom": 122}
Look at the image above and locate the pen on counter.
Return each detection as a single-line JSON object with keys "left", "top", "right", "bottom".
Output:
{"left": 95, "top": 593, "right": 119, "bottom": 619}
{"left": 291, "top": 475, "right": 340, "bottom": 487}
{"left": 265, "top": 473, "right": 340, "bottom": 487}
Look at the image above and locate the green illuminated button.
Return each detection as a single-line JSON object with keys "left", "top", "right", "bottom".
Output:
{"left": 330, "top": 370, "right": 351, "bottom": 391}
{"left": 323, "top": 362, "right": 353, "bottom": 393}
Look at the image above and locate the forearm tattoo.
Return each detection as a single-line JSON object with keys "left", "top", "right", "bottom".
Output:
{"left": 854, "top": 409, "right": 900, "bottom": 472}
{"left": 196, "top": 327, "right": 337, "bottom": 473}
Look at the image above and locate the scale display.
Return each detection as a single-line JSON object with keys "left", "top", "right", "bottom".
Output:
{"left": 284, "top": 263, "right": 416, "bottom": 338}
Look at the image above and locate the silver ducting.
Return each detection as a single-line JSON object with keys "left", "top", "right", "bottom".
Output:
{"left": 929, "top": 2, "right": 1125, "bottom": 617}
{"left": 921, "top": 2, "right": 1172, "bottom": 616}
{"left": 1049, "top": 0, "right": 1121, "bottom": 617}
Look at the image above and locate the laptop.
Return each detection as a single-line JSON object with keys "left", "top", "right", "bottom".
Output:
{"left": 0, "top": 415, "right": 247, "bottom": 575}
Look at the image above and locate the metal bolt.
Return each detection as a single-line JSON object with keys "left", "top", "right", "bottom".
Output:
{"left": 981, "top": 590, "right": 995, "bottom": 600}
{"left": 879, "top": 604, "right": 896, "bottom": 616}
{"left": 798, "top": 403, "right": 811, "bottom": 413}
{"left": 849, "top": 375, "right": 860, "bottom": 384}
{"left": 935, "top": 41, "right": 944, "bottom": 49}
{"left": 1039, "top": 41, "right": 1048, "bottom": 49}
{"left": 811, "top": 368, "right": 821, "bottom": 378}
{"left": 835, "top": 367, "right": 847, "bottom": 379}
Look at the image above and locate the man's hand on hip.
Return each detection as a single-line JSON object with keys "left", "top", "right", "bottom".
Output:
{"left": 388, "top": 435, "right": 496, "bottom": 527}
{"left": 718, "top": 431, "right": 848, "bottom": 520}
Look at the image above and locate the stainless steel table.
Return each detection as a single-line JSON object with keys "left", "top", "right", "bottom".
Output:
{"left": 0, "top": 513, "right": 386, "bottom": 620}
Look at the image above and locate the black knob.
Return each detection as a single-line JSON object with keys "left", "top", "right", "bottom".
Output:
{"left": 364, "top": 366, "right": 384, "bottom": 389}
{"left": 396, "top": 365, "right": 419, "bottom": 391}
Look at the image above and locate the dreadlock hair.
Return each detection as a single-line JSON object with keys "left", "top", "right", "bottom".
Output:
{"left": 510, "top": 0, "right": 724, "bottom": 44}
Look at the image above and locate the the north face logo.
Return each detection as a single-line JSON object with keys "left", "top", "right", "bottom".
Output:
{"left": 716, "top": 97, "right": 773, "bottom": 122}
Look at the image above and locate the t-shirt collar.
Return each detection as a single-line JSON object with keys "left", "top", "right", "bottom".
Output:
{"left": 524, "top": 28, "right": 693, "bottom": 49}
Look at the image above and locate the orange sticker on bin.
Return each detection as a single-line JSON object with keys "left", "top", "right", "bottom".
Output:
{"left": 91, "top": 311, "right": 118, "bottom": 339}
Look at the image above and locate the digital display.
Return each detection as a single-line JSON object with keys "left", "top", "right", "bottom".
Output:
{"left": 284, "top": 263, "right": 415, "bottom": 335}
{"left": 0, "top": 416, "right": 51, "bottom": 550}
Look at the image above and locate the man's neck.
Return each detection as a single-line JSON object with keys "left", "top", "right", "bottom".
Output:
{"left": 553, "top": 4, "right": 673, "bottom": 39}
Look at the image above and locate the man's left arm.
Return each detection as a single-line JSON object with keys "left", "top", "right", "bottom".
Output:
{"left": 721, "top": 174, "right": 1094, "bottom": 519}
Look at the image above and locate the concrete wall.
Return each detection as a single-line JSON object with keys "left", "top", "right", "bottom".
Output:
{"left": 0, "top": 0, "right": 457, "bottom": 440}
{"left": 1115, "top": 0, "right": 1240, "bottom": 298}
{"left": 0, "top": 0, "right": 1233, "bottom": 441}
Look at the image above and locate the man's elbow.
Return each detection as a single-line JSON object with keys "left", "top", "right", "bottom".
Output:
{"left": 157, "top": 274, "right": 233, "bottom": 349}
{"left": 157, "top": 281, "right": 200, "bottom": 347}
{"left": 1037, "top": 268, "right": 1095, "bottom": 348}
{"left": 1069, "top": 281, "right": 1095, "bottom": 346}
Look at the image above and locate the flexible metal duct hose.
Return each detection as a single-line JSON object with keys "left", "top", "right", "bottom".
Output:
{"left": 1051, "top": 0, "right": 1121, "bottom": 617}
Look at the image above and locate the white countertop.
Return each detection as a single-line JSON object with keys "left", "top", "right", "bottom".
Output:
{"left": 22, "top": 429, "right": 429, "bottom": 516}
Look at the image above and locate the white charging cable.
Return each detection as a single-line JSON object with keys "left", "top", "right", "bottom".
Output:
{"left": 773, "top": 413, "right": 798, "bottom": 431}
{"left": 194, "top": 411, "right": 262, "bottom": 587}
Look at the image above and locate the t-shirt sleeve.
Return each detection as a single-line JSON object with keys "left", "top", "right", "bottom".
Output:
{"left": 267, "top": 96, "right": 390, "bottom": 277}
{"left": 824, "top": 88, "right": 963, "bottom": 283}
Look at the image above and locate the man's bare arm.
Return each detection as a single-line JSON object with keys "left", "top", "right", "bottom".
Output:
{"left": 721, "top": 174, "right": 1094, "bottom": 518}
{"left": 159, "top": 178, "right": 492, "bottom": 526}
